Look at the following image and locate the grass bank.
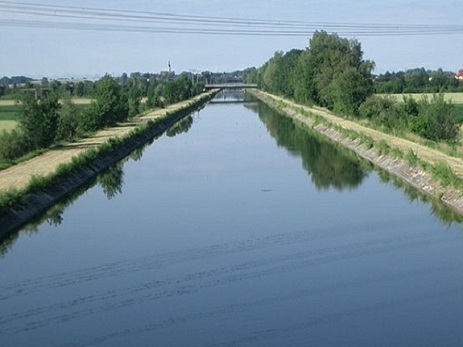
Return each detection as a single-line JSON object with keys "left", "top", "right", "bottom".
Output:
{"left": 252, "top": 90, "right": 463, "bottom": 216}
{"left": 0, "top": 90, "right": 219, "bottom": 238}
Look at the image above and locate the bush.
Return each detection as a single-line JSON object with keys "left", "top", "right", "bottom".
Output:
{"left": 56, "top": 97, "right": 81, "bottom": 141}
{"left": 412, "top": 94, "right": 459, "bottom": 142}
{"left": 0, "top": 128, "right": 31, "bottom": 161}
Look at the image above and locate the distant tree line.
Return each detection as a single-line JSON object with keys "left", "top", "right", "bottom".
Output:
{"left": 0, "top": 76, "right": 33, "bottom": 86}
{"left": 244, "top": 30, "right": 461, "bottom": 142}
{"left": 0, "top": 73, "right": 204, "bottom": 163}
{"left": 374, "top": 68, "right": 463, "bottom": 94}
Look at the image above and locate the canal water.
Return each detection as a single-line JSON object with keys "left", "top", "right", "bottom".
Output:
{"left": 1, "top": 92, "right": 463, "bottom": 346}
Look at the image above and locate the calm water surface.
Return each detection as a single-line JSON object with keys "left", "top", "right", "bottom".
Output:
{"left": 1, "top": 93, "right": 463, "bottom": 346}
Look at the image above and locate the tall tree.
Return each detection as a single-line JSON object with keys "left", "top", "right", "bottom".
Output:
{"left": 83, "top": 75, "right": 128, "bottom": 130}
{"left": 19, "top": 91, "right": 61, "bottom": 149}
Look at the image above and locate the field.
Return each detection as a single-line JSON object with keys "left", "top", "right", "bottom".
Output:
{"left": 0, "top": 98, "right": 92, "bottom": 131}
{"left": 0, "top": 103, "right": 20, "bottom": 131}
{"left": 382, "top": 92, "right": 463, "bottom": 104}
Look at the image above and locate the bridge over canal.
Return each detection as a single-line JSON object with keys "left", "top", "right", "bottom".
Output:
{"left": 204, "top": 83, "right": 258, "bottom": 90}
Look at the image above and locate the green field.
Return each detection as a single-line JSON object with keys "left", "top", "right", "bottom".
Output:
{"left": 0, "top": 100, "right": 92, "bottom": 131}
{"left": 381, "top": 92, "right": 463, "bottom": 104}
{"left": 0, "top": 104, "right": 20, "bottom": 131}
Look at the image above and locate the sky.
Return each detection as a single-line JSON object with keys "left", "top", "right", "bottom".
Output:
{"left": 0, "top": 0, "right": 462, "bottom": 78}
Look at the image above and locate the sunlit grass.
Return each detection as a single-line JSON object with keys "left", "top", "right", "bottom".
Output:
{"left": 380, "top": 92, "right": 463, "bottom": 104}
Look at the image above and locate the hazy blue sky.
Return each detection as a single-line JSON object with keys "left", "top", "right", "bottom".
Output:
{"left": 0, "top": 0, "right": 462, "bottom": 78}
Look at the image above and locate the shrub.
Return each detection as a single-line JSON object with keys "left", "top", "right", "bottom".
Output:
{"left": 56, "top": 97, "right": 81, "bottom": 141}
{"left": 431, "top": 161, "right": 463, "bottom": 188}
{"left": 405, "top": 149, "right": 419, "bottom": 166}
{"left": 412, "top": 94, "right": 459, "bottom": 142}
{"left": 0, "top": 128, "right": 31, "bottom": 161}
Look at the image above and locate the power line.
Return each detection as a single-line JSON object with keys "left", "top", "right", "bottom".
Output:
{"left": 0, "top": 0, "right": 462, "bottom": 37}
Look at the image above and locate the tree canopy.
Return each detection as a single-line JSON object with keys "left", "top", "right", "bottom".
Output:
{"left": 248, "top": 31, "right": 375, "bottom": 116}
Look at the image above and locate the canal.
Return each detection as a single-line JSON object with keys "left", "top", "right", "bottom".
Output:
{"left": 1, "top": 91, "right": 463, "bottom": 346}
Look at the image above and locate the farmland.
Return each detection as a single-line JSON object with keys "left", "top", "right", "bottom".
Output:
{"left": 382, "top": 92, "right": 463, "bottom": 104}
{"left": 0, "top": 102, "right": 20, "bottom": 131}
{"left": 0, "top": 98, "right": 92, "bottom": 131}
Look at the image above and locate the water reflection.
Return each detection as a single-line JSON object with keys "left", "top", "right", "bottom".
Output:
{"left": 377, "top": 169, "right": 463, "bottom": 226}
{"left": 0, "top": 113, "right": 201, "bottom": 255}
{"left": 0, "top": 179, "right": 96, "bottom": 256}
{"left": 253, "top": 102, "right": 366, "bottom": 190}
{"left": 209, "top": 90, "right": 259, "bottom": 104}
{"left": 2, "top": 97, "right": 463, "bottom": 259}
{"left": 166, "top": 115, "right": 193, "bottom": 137}
{"left": 253, "top": 101, "right": 463, "bottom": 226}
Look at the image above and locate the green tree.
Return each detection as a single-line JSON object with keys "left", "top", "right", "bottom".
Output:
{"left": 56, "top": 96, "right": 81, "bottom": 141}
{"left": 125, "top": 78, "right": 142, "bottom": 118}
{"left": 82, "top": 75, "right": 128, "bottom": 131}
{"left": 307, "top": 31, "right": 374, "bottom": 114}
{"left": 19, "top": 91, "right": 61, "bottom": 149}
{"left": 75, "top": 82, "right": 85, "bottom": 97}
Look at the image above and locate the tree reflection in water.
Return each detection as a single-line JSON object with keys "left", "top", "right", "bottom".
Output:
{"left": 251, "top": 101, "right": 463, "bottom": 225}
{"left": 252, "top": 102, "right": 366, "bottom": 190}
{"left": 98, "top": 163, "right": 124, "bottom": 200}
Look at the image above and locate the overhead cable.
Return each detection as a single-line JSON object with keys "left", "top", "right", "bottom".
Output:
{"left": 0, "top": 1, "right": 462, "bottom": 37}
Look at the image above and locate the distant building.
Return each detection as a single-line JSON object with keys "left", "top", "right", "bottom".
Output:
{"left": 160, "top": 61, "right": 175, "bottom": 79}
{"left": 456, "top": 69, "right": 463, "bottom": 81}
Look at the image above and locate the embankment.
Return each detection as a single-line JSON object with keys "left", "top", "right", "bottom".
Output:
{"left": 0, "top": 90, "right": 219, "bottom": 238}
{"left": 252, "top": 90, "right": 463, "bottom": 216}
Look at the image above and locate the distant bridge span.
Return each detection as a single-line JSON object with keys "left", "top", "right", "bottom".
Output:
{"left": 204, "top": 83, "right": 258, "bottom": 90}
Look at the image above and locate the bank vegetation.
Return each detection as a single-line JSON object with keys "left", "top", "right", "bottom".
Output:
{"left": 0, "top": 74, "right": 205, "bottom": 169}
{"left": 244, "top": 31, "right": 463, "bottom": 213}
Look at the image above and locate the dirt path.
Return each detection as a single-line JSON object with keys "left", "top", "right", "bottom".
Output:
{"left": 258, "top": 91, "right": 463, "bottom": 178}
{"left": 0, "top": 95, "right": 209, "bottom": 193}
